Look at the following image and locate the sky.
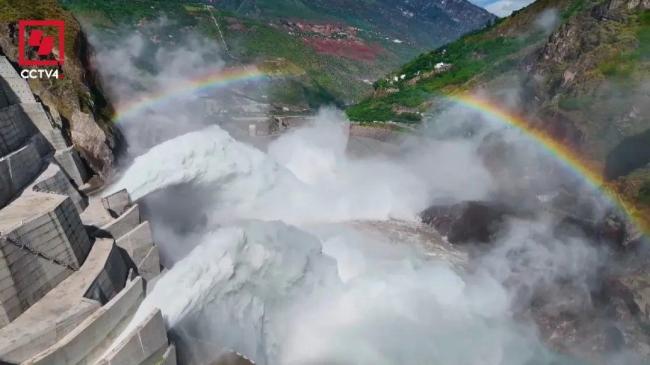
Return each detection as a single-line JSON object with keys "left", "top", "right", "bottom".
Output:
{"left": 471, "top": 0, "right": 536, "bottom": 16}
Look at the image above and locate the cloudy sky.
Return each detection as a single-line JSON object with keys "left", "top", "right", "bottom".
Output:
{"left": 470, "top": 0, "right": 536, "bottom": 16}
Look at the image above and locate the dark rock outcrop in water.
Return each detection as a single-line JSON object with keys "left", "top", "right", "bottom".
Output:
{"left": 420, "top": 201, "right": 512, "bottom": 244}
{"left": 419, "top": 197, "right": 650, "bottom": 361}
{"left": 422, "top": 198, "right": 641, "bottom": 248}
{"left": 605, "top": 265, "right": 650, "bottom": 331}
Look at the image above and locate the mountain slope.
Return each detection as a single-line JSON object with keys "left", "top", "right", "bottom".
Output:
{"left": 59, "top": 0, "right": 495, "bottom": 107}
{"left": 347, "top": 0, "right": 575, "bottom": 122}
{"left": 211, "top": 0, "right": 496, "bottom": 50}
{"left": 348, "top": 0, "right": 650, "bottom": 231}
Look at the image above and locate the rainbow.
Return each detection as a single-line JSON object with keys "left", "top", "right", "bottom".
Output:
{"left": 113, "top": 66, "right": 273, "bottom": 123}
{"left": 447, "top": 93, "right": 647, "bottom": 234}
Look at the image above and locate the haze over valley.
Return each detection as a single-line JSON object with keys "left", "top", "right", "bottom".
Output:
{"left": 0, "top": 0, "right": 648, "bottom": 364}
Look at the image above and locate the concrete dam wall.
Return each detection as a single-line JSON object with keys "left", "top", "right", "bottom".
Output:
{"left": 0, "top": 56, "right": 176, "bottom": 365}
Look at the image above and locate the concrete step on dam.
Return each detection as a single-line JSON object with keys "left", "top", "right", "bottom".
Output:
{"left": 0, "top": 56, "right": 176, "bottom": 365}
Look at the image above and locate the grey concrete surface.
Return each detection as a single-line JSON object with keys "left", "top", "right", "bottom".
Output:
{"left": 54, "top": 147, "right": 89, "bottom": 187}
{"left": 102, "top": 189, "right": 131, "bottom": 217}
{"left": 136, "top": 245, "right": 161, "bottom": 282}
{"left": 101, "top": 308, "right": 169, "bottom": 365}
{"left": 0, "top": 189, "right": 93, "bottom": 326}
{"left": 0, "top": 238, "right": 118, "bottom": 363}
{"left": 101, "top": 204, "right": 141, "bottom": 240}
{"left": 23, "top": 277, "right": 146, "bottom": 365}
{"left": 32, "top": 163, "right": 88, "bottom": 214}
{"left": 80, "top": 195, "right": 114, "bottom": 228}
{"left": 19, "top": 103, "right": 67, "bottom": 151}
{"left": 0, "top": 104, "right": 31, "bottom": 155}
{"left": 116, "top": 222, "right": 160, "bottom": 281}
{"left": 161, "top": 344, "right": 178, "bottom": 365}
{"left": 0, "top": 57, "right": 36, "bottom": 106}
{"left": 0, "top": 191, "right": 91, "bottom": 268}
{"left": 0, "top": 55, "right": 174, "bottom": 365}
{"left": 84, "top": 244, "right": 132, "bottom": 305}
{"left": 0, "top": 141, "right": 44, "bottom": 204}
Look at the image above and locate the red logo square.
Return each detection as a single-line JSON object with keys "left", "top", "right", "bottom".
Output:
{"left": 18, "top": 20, "right": 65, "bottom": 67}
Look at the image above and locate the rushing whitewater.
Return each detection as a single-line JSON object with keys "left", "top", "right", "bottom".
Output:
{"left": 110, "top": 109, "right": 493, "bottom": 225}
{"left": 108, "top": 109, "right": 579, "bottom": 364}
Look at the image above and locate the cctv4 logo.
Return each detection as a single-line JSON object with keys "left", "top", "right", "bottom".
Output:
{"left": 18, "top": 20, "right": 65, "bottom": 79}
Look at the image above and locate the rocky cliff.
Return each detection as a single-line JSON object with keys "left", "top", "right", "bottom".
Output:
{"left": 0, "top": 0, "right": 121, "bottom": 179}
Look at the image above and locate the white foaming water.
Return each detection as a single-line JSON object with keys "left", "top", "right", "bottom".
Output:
{"left": 110, "top": 108, "right": 493, "bottom": 225}
{"left": 128, "top": 220, "right": 560, "bottom": 365}
{"left": 108, "top": 110, "right": 568, "bottom": 364}
{"left": 132, "top": 221, "right": 341, "bottom": 363}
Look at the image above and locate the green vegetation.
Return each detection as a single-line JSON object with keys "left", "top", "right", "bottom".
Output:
{"left": 346, "top": 101, "right": 394, "bottom": 122}
{"left": 346, "top": 0, "right": 650, "bottom": 125}
{"left": 194, "top": 0, "right": 495, "bottom": 51}
{"left": 639, "top": 181, "right": 650, "bottom": 205}
{"left": 637, "top": 10, "right": 650, "bottom": 60}
{"left": 208, "top": 8, "right": 374, "bottom": 105}
{"left": 345, "top": 0, "right": 583, "bottom": 122}
{"left": 345, "top": 0, "right": 650, "bottom": 233}
{"left": 596, "top": 11, "right": 650, "bottom": 80}
{"left": 598, "top": 54, "right": 637, "bottom": 78}
{"left": 217, "top": 0, "right": 323, "bottom": 20}
{"left": 1, "top": 0, "right": 81, "bottom": 63}
{"left": 347, "top": 31, "right": 539, "bottom": 122}
{"left": 60, "top": 0, "right": 196, "bottom": 26}
{"left": 59, "top": 0, "right": 497, "bottom": 108}
{"left": 59, "top": 0, "right": 409, "bottom": 107}
{"left": 560, "top": 0, "right": 586, "bottom": 20}
{"left": 558, "top": 95, "right": 594, "bottom": 110}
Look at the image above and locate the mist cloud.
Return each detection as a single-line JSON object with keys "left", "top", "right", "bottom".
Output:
{"left": 89, "top": 19, "right": 255, "bottom": 157}
{"left": 535, "top": 9, "right": 560, "bottom": 34}
{"left": 106, "top": 104, "right": 604, "bottom": 364}
{"left": 94, "top": 18, "right": 643, "bottom": 365}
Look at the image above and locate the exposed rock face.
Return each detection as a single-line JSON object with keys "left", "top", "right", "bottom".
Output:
{"left": 0, "top": 1, "right": 121, "bottom": 178}
{"left": 525, "top": 0, "right": 650, "bottom": 148}
{"left": 420, "top": 201, "right": 511, "bottom": 243}
{"left": 518, "top": 0, "right": 650, "bottom": 233}
{"left": 70, "top": 110, "right": 113, "bottom": 177}
{"left": 552, "top": 212, "right": 643, "bottom": 250}
{"left": 595, "top": 261, "right": 650, "bottom": 359}
{"left": 606, "top": 0, "right": 650, "bottom": 11}
{"left": 607, "top": 268, "right": 650, "bottom": 327}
